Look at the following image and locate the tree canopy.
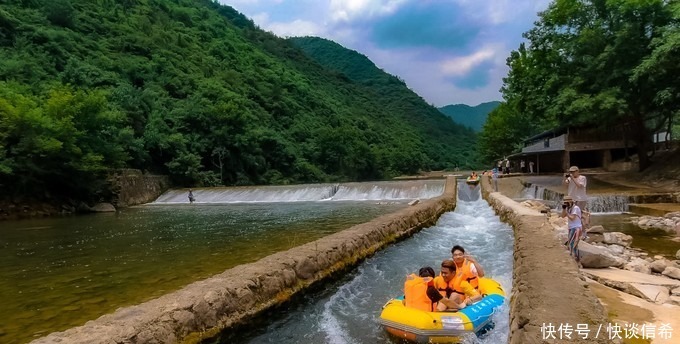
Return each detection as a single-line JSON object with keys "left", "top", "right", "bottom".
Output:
{"left": 0, "top": 0, "right": 477, "bottom": 201}
{"left": 480, "top": 0, "right": 679, "bottom": 169}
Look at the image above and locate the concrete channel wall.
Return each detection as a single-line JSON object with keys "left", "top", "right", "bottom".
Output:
{"left": 480, "top": 177, "right": 611, "bottom": 344}
{"left": 31, "top": 177, "right": 457, "bottom": 344}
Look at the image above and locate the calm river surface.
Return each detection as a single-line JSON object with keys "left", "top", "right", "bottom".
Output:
{"left": 220, "top": 185, "right": 514, "bottom": 344}
{"left": 0, "top": 201, "right": 406, "bottom": 344}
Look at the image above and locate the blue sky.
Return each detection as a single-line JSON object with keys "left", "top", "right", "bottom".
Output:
{"left": 219, "top": 0, "right": 551, "bottom": 106}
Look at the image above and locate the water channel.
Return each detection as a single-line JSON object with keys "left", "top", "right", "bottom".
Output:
{"left": 1, "top": 180, "right": 444, "bottom": 344}
{"left": 218, "top": 183, "right": 514, "bottom": 344}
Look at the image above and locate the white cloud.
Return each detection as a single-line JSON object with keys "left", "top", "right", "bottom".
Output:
{"left": 220, "top": 0, "right": 260, "bottom": 5}
{"left": 246, "top": 12, "right": 324, "bottom": 38}
{"left": 329, "top": 0, "right": 407, "bottom": 22}
{"left": 440, "top": 46, "right": 498, "bottom": 77}
{"left": 267, "top": 19, "right": 324, "bottom": 37}
{"left": 454, "top": 0, "right": 551, "bottom": 25}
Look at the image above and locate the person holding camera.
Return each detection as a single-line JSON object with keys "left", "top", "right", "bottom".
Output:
{"left": 561, "top": 195, "right": 582, "bottom": 263}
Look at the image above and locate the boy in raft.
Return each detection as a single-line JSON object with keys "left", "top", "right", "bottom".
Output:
{"left": 403, "top": 267, "right": 444, "bottom": 312}
{"left": 451, "top": 245, "right": 485, "bottom": 290}
{"left": 434, "top": 260, "right": 482, "bottom": 311}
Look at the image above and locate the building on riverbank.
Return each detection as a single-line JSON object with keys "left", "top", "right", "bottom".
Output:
{"left": 508, "top": 124, "right": 675, "bottom": 173}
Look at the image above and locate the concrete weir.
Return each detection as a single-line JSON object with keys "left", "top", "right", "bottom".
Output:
{"left": 480, "top": 177, "right": 611, "bottom": 344}
{"left": 31, "top": 177, "right": 457, "bottom": 344}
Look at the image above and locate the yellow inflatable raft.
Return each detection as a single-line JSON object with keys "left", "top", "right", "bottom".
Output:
{"left": 465, "top": 176, "right": 480, "bottom": 186}
{"left": 378, "top": 277, "right": 505, "bottom": 343}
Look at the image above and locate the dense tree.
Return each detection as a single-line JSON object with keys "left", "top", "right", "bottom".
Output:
{"left": 0, "top": 0, "right": 477, "bottom": 202}
{"left": 478, "top": 102, "right": 538, "bottom": 162}
{"left": 492, "top": 0, "right": 679, "bottom": 170}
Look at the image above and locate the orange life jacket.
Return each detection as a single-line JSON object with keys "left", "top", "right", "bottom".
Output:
{"left": 455, "top": 259, "right": 479, "bottom": 289}
{"left": 404, "top": 274, "right": 436, "bottom": 312}
{"left": 433, "top": 276, "right": 464, "bottom": 299}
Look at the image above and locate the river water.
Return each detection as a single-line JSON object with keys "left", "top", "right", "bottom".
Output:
{"left": 220, "top": 183, "right": 514, "bottom": 344}
{"left": 2, "top": 180, "right": 446, "bottom": 344}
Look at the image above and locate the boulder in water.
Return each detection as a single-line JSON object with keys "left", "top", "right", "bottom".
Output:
{"left": 91, "top": 203, "right": 116, "bottom": 212}
{"left": 603, "top": 232, "right": 633, "bottom": 247}
{"left": 408, "top": 199, "right": 420, "bottom": 206}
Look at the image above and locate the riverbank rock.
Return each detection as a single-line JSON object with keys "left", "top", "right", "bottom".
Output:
{"left": 587, "top": 225, "right": 604, "bottom": 234}
{"left": 602, "top": 232, "right": 633, "bottom": 247}
{"left": 579, "top": 242, "right": 625, "bottom": 268}
{"left": 91, "top": 203, "right": 116, "bottom": 212}
{"left": 628, "top": 283, "right": 669, "bottom": 304}
{"left": 676, "top": 248, "right": 680, "bottom": 259}
{"left": 519, "top": 199, "right": 550, "bottom": 212}
{"left": 624, "top": 257, "right": 651, "bottom": 274}
{"left": 651, "top": 259, "right": 670, "bottom": 273}
{"left": 583, "top": 268, "right": 680, "bottom": 308}
{"left": 662, "top": 266, "right": 680, "bottom": 280}
{"left": 632, "top": 214, "right": 680, "bottom": 234}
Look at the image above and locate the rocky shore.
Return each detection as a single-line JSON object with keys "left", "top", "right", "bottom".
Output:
{"left": 481, "top": 179, "right": 611, "bottom": 344}
{"left": 520, "top": 199, "right": 680, "bottom": 343}
{"left": 631, "top": 211, "right": 680, "bottom": 235}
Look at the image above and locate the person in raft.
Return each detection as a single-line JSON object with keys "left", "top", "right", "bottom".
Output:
{"left": 403, "top": 266, "right": 443, "bottom": 312}
{"left": 433, "top": 260, "right": 482, "bottom": 311}
{"left": 450, "top": 245, "right": 485, "bottom": 290}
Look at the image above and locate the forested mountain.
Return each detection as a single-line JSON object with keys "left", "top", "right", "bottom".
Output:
{"left": 438, "top": 101, "right": 500, "bottom": 132}
{"left": 0, "top": 0, "right": 477, "bottom": 202}
{"left": 289, "top": 37, "right": 477, "bottom": 167}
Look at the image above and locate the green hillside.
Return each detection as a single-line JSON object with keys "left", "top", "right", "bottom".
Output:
{"left": 0, "top": 0, "right": 477, "bottom": 202}
{"left": 289, "top": 37, "right": 477, "bottom": 167}
{"left": 438, "top": 101, "right": 500, "bottom": 132}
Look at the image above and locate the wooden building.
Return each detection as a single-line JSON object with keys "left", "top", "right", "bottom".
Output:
{"left": 509, "top": 125, "right": 637, "bottom": 173}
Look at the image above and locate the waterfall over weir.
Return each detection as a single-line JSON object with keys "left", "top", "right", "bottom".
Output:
{"left": 520, "top": 184, "right": 630, "bottom": 213}
{"left": 153, "top": 180, "right": 445, "bottom": 204}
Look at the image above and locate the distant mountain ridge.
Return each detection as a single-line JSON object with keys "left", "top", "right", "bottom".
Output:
{"left": 438, "top": 101, "right": 501, "bottom": 132}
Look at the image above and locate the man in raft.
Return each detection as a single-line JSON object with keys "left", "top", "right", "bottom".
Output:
{"left": 451, "top": 245, "right": 485, "bottom": 290}
{"left": 434, "top": 260, "right": 482, "bottom": 311}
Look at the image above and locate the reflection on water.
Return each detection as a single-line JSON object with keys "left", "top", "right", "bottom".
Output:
{"left": 0, "top": 202, "right": 405, "bottom": 344}
{"left": 591, "top": 213, "right": 680, "bottom": 258}
{"left": 221, "top": 190, "right": 514, "bottom": 344}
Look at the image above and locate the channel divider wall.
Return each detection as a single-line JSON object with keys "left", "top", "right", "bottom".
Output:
{"left": 31, "top": 176, "right": 458, "bottom": 344}
{"left": 480, "top": 176, "right": 611, "bottom": 344}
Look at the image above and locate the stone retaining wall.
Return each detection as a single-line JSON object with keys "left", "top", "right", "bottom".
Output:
{"left": 31, "top": 177, "right": 457, "bottom": 344}
{"left": 480, "top": 176, "right": 611, "bottom": 344}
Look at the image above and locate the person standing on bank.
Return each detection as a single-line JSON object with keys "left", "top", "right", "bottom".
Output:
{"left": 188, "top": 189, "right": 195, "bottom": 204}
{"left": 563, "top": 166, "right": 587, "bottom": 207}
{"left": 563, "top": 166, "right": 589, "bottom": 237}
{"left": 560, "top": 195, "right": 582, "bottom": 262}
